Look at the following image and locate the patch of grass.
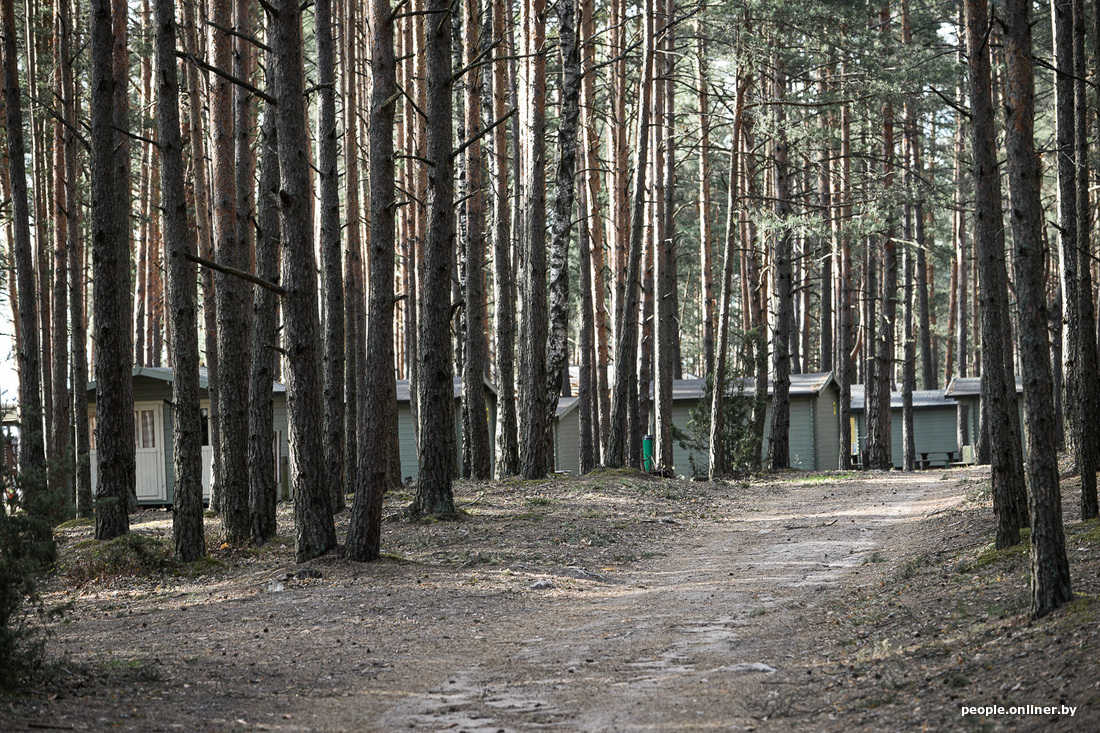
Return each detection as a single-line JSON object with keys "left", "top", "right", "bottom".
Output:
{"left": 173, "top": 556, "right": 227, "bottom": 577}
{"left": 525, "top": 496, "right": 554, "bottom": 506}
{"left": 588, "top": 467, "right": 645, "bottom": 479}
{"left": 1068, "top": 518, "right": 1100, "bottom": 544}
{"left": 791, "top": 473, "right": 858, "bottom": 484}
{"left": 54, "top": 517, "right": 94, "bottom": 530}
{"left": 1059, "top": 594, "right": 1098, "bottom": 626}
{"left": 99, "top": 657, "right": 163, "bottom": 682}
{"left": 59, "top": 533, "right": 174, "bottom": 584}
{"left": 749, "top": 607, "right": 768, "bottom": 617}
{"left": 958, "top": 531, "right": 1030, "bottom": 574}
{"left": 863, "top": 551, "right": 887, "bottom": 565}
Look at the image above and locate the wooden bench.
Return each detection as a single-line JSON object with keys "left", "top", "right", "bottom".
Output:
{"left": 918, "top": 451, "right": 958, "bottom": 469}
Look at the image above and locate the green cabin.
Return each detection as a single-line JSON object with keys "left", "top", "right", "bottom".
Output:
{"left": 850, "top": 386, "right": 960, "bottom": 468}
{"left": 552, "top": 372, "right": 842, "bottom": 476}
{"left": 395, "top": 377, "right": 497, "bottom": 483}
{"left": 943, "top": 377, "right": 1027, "bottom": 460}
{"left": 87, "top": 367, "right": 290, "bottom": 506}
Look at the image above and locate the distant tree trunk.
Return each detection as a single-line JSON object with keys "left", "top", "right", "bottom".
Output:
{"left": 348, "top": 0, "right": 399, "bottom": 559}
{"left": 413, "top": 0, "right": 457, "bottom": 515}
{"left": 517, "top": 0, "right": 549, "bottom": 479}
{"left": 459, "top": 0, "right": 491, "bottom": 480}
{"left": 770, "top": 65, "right": 793, "bottom": 470}
{"left": 836, "top": 98, "right": 853, "bottom": 469}
{"left": 817, "top": 71, "right": 833, "bottom": 376}
{"left": 1002, "top": 0, "right": 1072, "bottom": 618}
{"left": 60, "top": 0, "right": 91, "bottom": 516}
{"left": 579, "top": 0, "right": 608, "bottom": 461}
{"left": 155, "top": 0, "right": 204, "bottom": 561}
{"left": 3, "top": 0, "right": 46, "bottom": 512}
{"left": 607, "top": 0, "right": 628, "bottom": 366}
{"left": 965, "top": 0, "right": 1029, "bottom": 546}
{"left": 708, "top": 75, "right": 747, "bottom": 479}
{"left": 606, "top": 0, "right": 653, "bottom": 468}
{"left": 88, "top": 0, "right": 133, "bottom": 539}
{"left": 248, "top": 70, "right": 280, "bottom": 546}
{"left": 901, "top": 125, "right": 915, "bottom": 473}
{"left": 212, "top": 0, "right": 250, "bottom": 543}
{"left": 953, "top": 15, "right": 971, "bottom": 451}
{"left": 578, "top": 180, "right": 596, "bottom": 474}
{"left": 316, "top": 0, "right": 345, "bottom": 515}
{"left": 545, "top": 0, "right": 581, "bottom": 465}
{"left": 182, "top": 0, "right": 219, "bottom": 510}
{"left": 653, "top": 0, "right": 676, "bottom": 471}
{"left": 490, "top": 0, "right": 518, "bottom": 478}
{"left": 1072, "top": 0, "right": 1099, "bottom": 519}
{"left": 50, "top": 2, "right": 71, "bottom": 508}
{"left": 695, "top": 26, "right": 714, "bottom": 379}
{"left": 341, "top": 0, "right": 362, "bottom": 500}
{"left": 272, "top": 0, "right": 336, "bottom": 561}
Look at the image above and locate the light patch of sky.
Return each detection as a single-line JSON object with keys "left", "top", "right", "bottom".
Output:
{"left": 0, "top": 287, "right": 19, "bottom": 404}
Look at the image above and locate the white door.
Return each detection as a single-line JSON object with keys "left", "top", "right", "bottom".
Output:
{"left": 134, "top": 403, "right": 166, "bottom": 502}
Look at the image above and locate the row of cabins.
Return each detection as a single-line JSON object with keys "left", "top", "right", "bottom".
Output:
{"left": 86, "top": 369, "right": 1021, "bottom": 505}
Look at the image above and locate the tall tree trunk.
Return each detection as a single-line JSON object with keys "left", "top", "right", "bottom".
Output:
{"left": 155, "top": 0, "right": 205, "bottom": 561}
{"left": 212, "top": 0, "right": 250, "bottom": 542}
{"left": 60, "top": 0, "right": 91, "bottom": 516}
{"left": 88, "top": 0, "right": 133, "bottom": 539}
{"left": 770, "top": 64, "right": 793, "bottom": 470}
{"left": 577, "top": 179, "right": 596, "bottom": 474}
{"left": 545, "top": 0, "right": 581, "bottom": 467}
{"left": 3, "top": 0, "right": 47, "bottom": 513}
{"left": 460, "top": 0, "right": 492, "bottom": 480}
{"left": 341, "top": 0, "right": 362, "bottom": 506}
{"left": 653, "top": 0, "right": 676, "bottom": 471}
{"left": 316, "top": 0, "right": 345, "bottom": 515}
{"left": 348, "top": 0, "right": 399, "bottom": 558}
{"left": 836, "top": 98, "right": 853, "bottom": 469}
{"left": 248, "top": 54, "right": 280, "bottom": 545}
{"left": 50, "top": 1, "right": 71, "bottom": 509}
{"left": 1003, "top": 0, "right": 1072, "bottom": 618}
{"left": 695, "top": 25, "right": 714, "bottom": 380}
{"left": 1072, "top": 0, "right": 1099, "bottom": 518}
{"left": 606, "top": 0, "right": 653, "bottom": 468}
{"left": 708, "top": 74, "right": 747, "bottom": 479}
{"left": 490, "top": 0, "right": 518, "bottom": 478}
{"left": 272, "top": 0, "right": 336, "bottom": 561}
{"left": 413, "top": 0, "right": 458, "bottom": 515}
{"left": 517, "top": 0, "right": 549, "bottom": 479}
{"left": 966, "top": 0, "right": 1029, "bottom": 546}
{"left": 579, "top": 0, "right": 608, "bottom": 461}
{"left": 954, "top": 12, "right": 971, "bottom": 450}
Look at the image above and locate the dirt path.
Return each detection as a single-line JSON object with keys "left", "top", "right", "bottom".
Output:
{"left": 9, "top": 469, "right": 977, "bottom": 732}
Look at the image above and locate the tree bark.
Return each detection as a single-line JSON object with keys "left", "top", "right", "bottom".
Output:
{"left": 155, "top": 0, "right": 205, "bottom": 561}
{"left": 545, "top": 0, "right": 581, "bottom": 469}
{"left": 212, "top": 0, "right": 251, "bottom": 543}
{"left": 517, "top": 0, "right": 549, "bottom": 479}
{"left": 348, "top": 0, "right": 399, "bottom": 558}
{"left": 770, "top": 64, "right": 793, "bottom": 470}
{"left": 606, "top": 0, "right": 653, "bottom": 468}
{"left": 413, "top": 0, "right": 458, "bottom": 516}
{"left": 272, "top": 0, "right": 336, "bottom": 561}
{"left": 316, "top": 0, "right": 345, "bottom": 515}
{"left": 88, "top": 0, "right": 133, "bottom": 539}
{"left": 695, "top": 26, "right": 714, "bottom": 380}
{"left": 1003, "top": 0, "right": 1072, "bottom": 617}
{"left": 490, "top": 0, "right": 518, "bottom": 478}
{"left": 653, "top": 0, "right": 676, "bottom": 471}
{"left": 248, "top": 56, "right": 280, "bottom": 545}
{"left": 965, "top": 0, "right": 1029, "bottom": 546}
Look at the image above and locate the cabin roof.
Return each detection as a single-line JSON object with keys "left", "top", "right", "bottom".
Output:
{"left": 944, "top": 376, "right": 1024, "bottom": 398}
{"left": 668, "top": 371, "right": 838, "bottom": 401}
{"left": 87, "top": 366, "right": 285, "bottom": 394}
{"left": 849, "top": 385, "right": 954, "bottom": 412}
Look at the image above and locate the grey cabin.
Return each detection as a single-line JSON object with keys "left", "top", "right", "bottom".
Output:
{"left": 87, "top": 367, "right": 290, "bottom": 506}
{"left": 850, "top": 386, "right": 960, "bottom": 468}
{"left": 395, "top": 377, "right": 497, "bottom": 483}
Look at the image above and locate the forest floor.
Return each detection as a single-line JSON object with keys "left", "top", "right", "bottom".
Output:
{"left": 3, "top": 465, "right": 1100, "bottom": 731}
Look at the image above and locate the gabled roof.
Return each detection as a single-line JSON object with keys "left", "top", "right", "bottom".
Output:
{"left": 87, "top": 366, "right": 285, "bottom": 394}
{"left": 850, "top": 385, "right": 955, "bottom": 412}
{"left": 666, "top": 371, "right": 839, "bottom": 401}
{"left": 944, "top": 376, "right": 1024, "bottom": 398}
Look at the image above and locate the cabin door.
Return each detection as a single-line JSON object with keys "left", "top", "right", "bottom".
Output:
{"left": 134, "top": 402, "right": 166, "bottom": 502}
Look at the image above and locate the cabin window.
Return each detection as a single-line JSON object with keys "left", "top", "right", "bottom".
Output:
{"left": 135, "top": 409, "right": 156, "bottom": 449}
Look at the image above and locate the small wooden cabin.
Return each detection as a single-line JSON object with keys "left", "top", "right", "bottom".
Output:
{"left": 394, "top": 377, "right": 498, "bottom": 482}
{"left": 551, "top": 372, "right": 842, "bottom": 476}
{"left": 87, "top": 367, "right": 290, "bottom": 506}
{"left": 943, "top": 376, "right": 1027, "bottom": 459}
{"left": 850, "top": 386, "right": 959, "bottom": 468}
